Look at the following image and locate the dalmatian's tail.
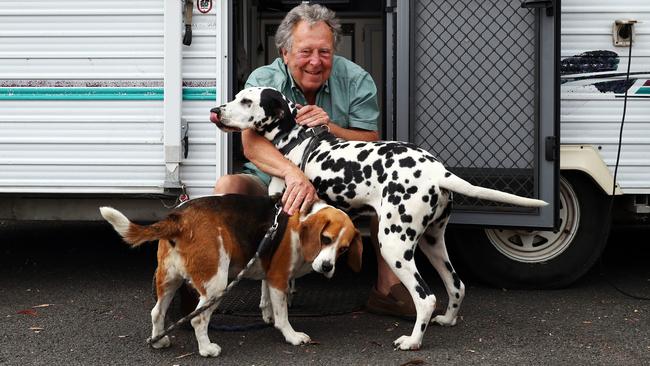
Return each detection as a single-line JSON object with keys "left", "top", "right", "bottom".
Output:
{"left": 439, "top": 172, "right": 548, "bottom": 207}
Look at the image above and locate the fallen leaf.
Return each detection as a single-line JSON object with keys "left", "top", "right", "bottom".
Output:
{"left": 29, "top": 327, "right": 44, "bottom": 333}
{"left": 118, "top": 335, "right": 129, "bottom": 338}
{"left": 400, "top": 359, "right": 426, "bottom": 366}
{"left": 17, "top": 309, "right": 37, "bottom": 316}
{"left": 32, "top": 304, "right": 53, "bottom": 308}
{"left": 175, "top": 352, "right": 193, "bottom": 359}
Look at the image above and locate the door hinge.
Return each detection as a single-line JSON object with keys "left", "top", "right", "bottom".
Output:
{"left": 545, "top": 136, "right": 556, "bottom": 161}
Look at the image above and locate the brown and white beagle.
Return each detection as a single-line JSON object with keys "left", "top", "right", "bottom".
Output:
{"left": 100, "top": 194, "right": 361, "bottom": 357}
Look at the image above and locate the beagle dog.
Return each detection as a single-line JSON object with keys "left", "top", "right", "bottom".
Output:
{"left": 100, "top": 194, "right": 361, "bottom": 357}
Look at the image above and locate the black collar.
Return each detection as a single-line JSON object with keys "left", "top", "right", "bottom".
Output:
{"left": 280, "top": 125, "right": 330, "bottom": 164}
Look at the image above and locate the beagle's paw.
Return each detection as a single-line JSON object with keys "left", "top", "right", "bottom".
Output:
{"left": 393, "top": 335, "right": 421, "bottom": 351}
{"left": 150, "top": 335, "right": 171, "bottom": 349}
{"left": 198, "top": 343, "right": 222, "bottom": 357}
{"left": 285, "top": 331, "right": 311, "bottom": 346}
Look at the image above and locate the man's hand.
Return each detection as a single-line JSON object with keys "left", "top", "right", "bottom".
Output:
{"left": 295, "top": 104, "right": 330, "bottom": 128}
{"left": 282, "top": 165, "right": 318, "bottom": 215}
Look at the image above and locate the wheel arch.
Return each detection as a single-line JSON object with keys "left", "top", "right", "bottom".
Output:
{"left": 560, "top": 144, "right": 622, "bottom": 196}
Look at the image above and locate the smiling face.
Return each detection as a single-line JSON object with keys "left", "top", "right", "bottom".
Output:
{"left": 281, "top": 20, "right": 334, "bottom": 100}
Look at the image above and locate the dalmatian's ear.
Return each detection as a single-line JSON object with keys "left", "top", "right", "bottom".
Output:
{"left": 259, "top": 88, "right": 290, "bottom": 121}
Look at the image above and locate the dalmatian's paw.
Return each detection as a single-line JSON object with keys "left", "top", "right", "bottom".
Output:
{"left": 285, "top": 331, "right": 311, "bottom": 346}
{"left": 393, "top": 335, "right": 421, "bottom": 351}
{"left": 431, "top": 314, "right": 457, "bottom": 326}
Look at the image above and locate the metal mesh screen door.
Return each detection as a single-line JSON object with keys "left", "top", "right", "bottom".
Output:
{"left": 387, "top": 0, "right": 558, "bottom": 228}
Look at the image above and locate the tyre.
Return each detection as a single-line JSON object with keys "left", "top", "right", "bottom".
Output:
{"left": 450, "top": 172, "right": 611, "bottom": 289}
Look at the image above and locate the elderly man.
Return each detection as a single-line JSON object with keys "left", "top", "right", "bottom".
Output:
{"left": 213, "top": 3, "right": 415, "bottom": 318}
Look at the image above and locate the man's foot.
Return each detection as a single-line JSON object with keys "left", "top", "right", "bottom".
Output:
{"left": 365, "top": 284, "right": 416, "bottom": 320}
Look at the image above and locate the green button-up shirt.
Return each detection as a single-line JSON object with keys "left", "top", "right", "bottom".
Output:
{"left": 242, "top": 56, "right": 379, "bottom": 185}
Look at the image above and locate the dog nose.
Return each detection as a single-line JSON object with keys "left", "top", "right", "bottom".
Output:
{"left": 209, "top": 107, "right": 221, "bottom": 123}
{"left": 321, "top": 261, "right": 333, "bottom": 273}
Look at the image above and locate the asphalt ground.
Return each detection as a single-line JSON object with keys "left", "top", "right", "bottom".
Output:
{"left": 1, "top": 222, "right": 649, "bottom": 366}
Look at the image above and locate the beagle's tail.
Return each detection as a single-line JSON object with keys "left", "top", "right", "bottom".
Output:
{"left": 99, "top": 207, "right": 180, "bottom": 247}
{"left": 438, "top": 173, "right": 548, "bottom": 208}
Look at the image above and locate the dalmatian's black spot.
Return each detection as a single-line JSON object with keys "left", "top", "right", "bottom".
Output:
{"left": 452, "top": 304, "right": 458, "bottom": 308}
{"left": 398, "top": 204, "right": 406, "bottom": 215}
{"left": 248, "top": 116, "right": 254, "bottom": 122}
{"left": 414, "top": 273, "right": 431, "bottom": 299}
{"left": 396, "top": 261, "right": 402, "bottom": 268}
{"left": 407, "top": 186, "right": 418, "bottom": 195}
{"left": 422, "top": 195, "right": 429, "bottom": 203}
{"left": 399, "top": 157, "right": 416, "bottom": 168}
{"left": 421, "top": 323, "right": 427, "bottom": 332}
{"left": 385, "top": 159, "right": 394, "bottom": 168}
{"left": 386, "top": 212, "right": 392, "bottom": 219}
{"left": 444, "top": 172, "right": 452, "bottom": 178}
{"left": 414, "top": 170, "right": 422, "bottom": 178}
{"left": 392, "top": 171, "right": 399, "bottom": 181}
{"left": 455, "top": 293, "right": 460, "bottom": 299}
{"left": 444, "top": 261, "right": 462, "bottom": 289}
{"left": 419, "top": 157, "right": 426, "bottom": 163}
{"left": 363, "top": 165, "right": 372, "bottom": 179}
{"left": 357, "top": 150, "right": 371, "bottom": 161}
{"left": 390, "top": 224, "right": 402, "bottom": 233}
{"left": 404, "top": 249, "right": 414, "bottom": 261}
{"left": 401, "top": 214, "right": 412, "bottom": 223}
{"left": 406, "top": 228, "right": 417, "bottom": 241}
{"left": 354, "top": 143, "right": 366, "bottom": 148}
{"left": 400, "top": 234, "right": 406, "bottom": 241}
{"left": 384, "top": 228, "right": 390, "bottom": 235}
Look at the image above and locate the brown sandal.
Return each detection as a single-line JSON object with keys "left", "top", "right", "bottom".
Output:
{"left": 365, "top": 284, "right": 417, "bottom": 320}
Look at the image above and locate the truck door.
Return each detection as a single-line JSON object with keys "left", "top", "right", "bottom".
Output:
{"left": 386, "top": 0, "right": 559, "bottom": 228}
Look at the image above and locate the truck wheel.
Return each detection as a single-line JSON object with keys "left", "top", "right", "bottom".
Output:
{"left": 450, "top": 172, "right": 611, "bottom": 289}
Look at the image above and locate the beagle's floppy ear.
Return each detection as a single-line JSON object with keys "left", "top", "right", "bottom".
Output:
{"left": 347, "top": 230, "right": 363, "bottom": 273}
{"left": 299, "top": 214, "right": 328, "bottom": 262}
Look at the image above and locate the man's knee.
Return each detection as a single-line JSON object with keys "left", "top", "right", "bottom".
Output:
{"left": 214, "top": 174, "right": 266, "bottom": 195}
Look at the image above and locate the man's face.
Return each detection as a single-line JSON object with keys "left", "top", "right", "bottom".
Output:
{"left": 282, "top": 20, "right": 334, "bottom": 96}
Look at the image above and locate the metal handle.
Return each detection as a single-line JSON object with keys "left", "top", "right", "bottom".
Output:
{"left": 521, "top": 0, "right": 554, "bottom": 16}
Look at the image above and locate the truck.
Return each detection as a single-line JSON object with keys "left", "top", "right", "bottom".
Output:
{"left": 1, "top": 0, "right": 648, "bottom": 289}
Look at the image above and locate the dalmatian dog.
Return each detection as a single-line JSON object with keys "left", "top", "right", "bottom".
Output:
{"left": 210, "top": 87, "right": 547, "bottom": 351}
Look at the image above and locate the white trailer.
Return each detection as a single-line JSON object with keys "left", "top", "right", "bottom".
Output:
{"left": 0, "top": 0, "right": 229, "bottom": 220}
{"left": 1, "top": 0, "right": 648, "bottom": 288}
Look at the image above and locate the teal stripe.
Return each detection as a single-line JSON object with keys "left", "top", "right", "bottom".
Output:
{"left": 636, "top": 87, "right": 650, "bottom": 95}
{"left": 0, "top": 87, "right": 216, "bottom": 100}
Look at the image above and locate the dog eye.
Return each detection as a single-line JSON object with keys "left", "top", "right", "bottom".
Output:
{"left": 240, "top": 98, "right": 252, "bottom": 107}
{"left": 321, "top": 235, "right": 332, "bottom": 245}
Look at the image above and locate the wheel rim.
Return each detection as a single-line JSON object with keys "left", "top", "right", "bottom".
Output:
{"left": 485, "top": 177, "right": 579, "bottom": 263}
